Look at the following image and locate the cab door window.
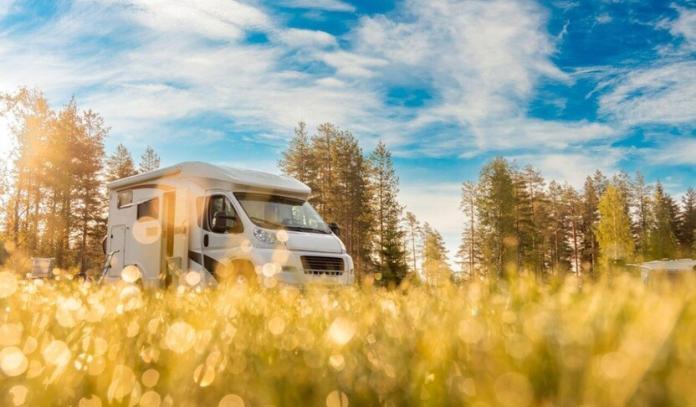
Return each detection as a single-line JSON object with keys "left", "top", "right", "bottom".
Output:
{"left": 206, "top": 195, "right": 242, "bottom": 234}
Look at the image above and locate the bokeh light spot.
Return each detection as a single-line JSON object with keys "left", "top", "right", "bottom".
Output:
{"left": 0, "top": 271, "right": 18, "bottom": 298}
{"left": 326, "top": 390, "right": 349, "bottom": 407}
{"left": 121, "top": 265, "right": 141, "bottom": 284}
{"left": 218, "top": 394, "right": 245, "bottom": 407}
{"left": 327, "top": 318, "right": 356, "bottom": 346}
{"left": 165, "top": 321, "right": 196, "bottom": 354}
{"left": 42, "top": 340, "right": 71, "bottom": 367}
{"left": 142, "top": 368, "right": 160, "bottom": 388}
{"left": 0, "top": 346, "right": 28, "bottom": 376}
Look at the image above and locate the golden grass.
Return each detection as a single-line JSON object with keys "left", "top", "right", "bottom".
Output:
{"left": 0, "top": 270, "right": 695, "bottom": 406}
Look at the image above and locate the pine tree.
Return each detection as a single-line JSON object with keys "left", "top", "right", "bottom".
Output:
{"left": 457, "top": 181, "right": 482, "bottom": 279}
{"left": 404, "top": 211, "right": 421, "bottom": 274}
{"left": 595, "top": 184, "right": 635, "bottom": 266}
{"left": 632, "top": 172, "right": 652, "bottom": 259}
{"left": 422, "top": 223, "right": 451, "bottom": 285}
{"left": 2, "top": 91, "right": 108, "bottom": 270}
{"left": 513, "top": 165, "right": 546, "bottom": 275}
{"left": 329, "top": 128, "right": 374, "bottom": 277}
{"left": 369, "top": 141, "right": 407, "bottom": 285}
{"left": 545, "top": 181, "right": 572, "bottom": 272}
{"left": 139, "top": 145, "right": 161, "bottom": 173}
{"left": 580, "top": 173, "right": 604, "bottom": 276}
{"left": 106, "top": 144, "right": 137, "bottom": 182}
{"left": 647, "top": 183, "right": 678, "bottom": 259}
{"left": 74, "top": 110, "right": 107, "bottom": 274}
{"left": 281, "top": 123, "right": 375, "bottom": 278}
{"left": 562, "top": 184, "right": 583, "bottom": 274}
{"left": 612, "top": 171, "right": 633, "bottom": 215}
{"left": 279, "top": 122, "right": 314, "bottom": 185}
{"left": 678, "top": 188, "right": 696, "bottom": 255}
{"left": 477, "top": 158, "right": 516, "bottom": 277}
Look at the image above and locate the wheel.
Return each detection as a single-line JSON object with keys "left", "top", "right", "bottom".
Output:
{"left": 221, "top": 260, "right": 258, "bottom": 287}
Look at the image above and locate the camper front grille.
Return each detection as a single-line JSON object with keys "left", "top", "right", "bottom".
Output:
{"left": 301, "top": 256, "right": 344, "bottom": 276}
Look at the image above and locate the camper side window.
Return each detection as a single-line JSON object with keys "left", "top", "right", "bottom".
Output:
{"left": 137, "top": 198, "right": 160, "bottom": 220}
{"left": 117, "top": 190, "right": 133, "bottom": 208}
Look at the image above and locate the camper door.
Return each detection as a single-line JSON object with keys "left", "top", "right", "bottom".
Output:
{"left": 161, "top": 188, "right": 189, "bottom": 285}
{"left": 199, "top": 191, "right": 246, "bottom": 281}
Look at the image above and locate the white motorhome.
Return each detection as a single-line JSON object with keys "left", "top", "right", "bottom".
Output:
{"left": 103, "top": 162, "right": 355, "bottom": 287}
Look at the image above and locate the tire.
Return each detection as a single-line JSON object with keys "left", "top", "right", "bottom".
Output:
{"left": 224, "top": 260, "right": 258, "bottom": 286}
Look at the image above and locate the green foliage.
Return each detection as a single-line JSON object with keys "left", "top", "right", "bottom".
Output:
{"left": 596, "top": 185, "right": 635, "bottom": 265}
{"left": 369, "top": 141, "right": 407, "bottom": 285}
{"left": 457, "top": 181, "right": 482, "bottom": 278}
{"left": 477, "top": 158, "right": 517, "bottom": 277}
{"left": 678, "top": 188, "right": 696, "bottom": 255}
{"left": 648, "top": 183, "right": 679, "bottom": 259}
{"left": 280, "top": 123, "right": 375, "bottom": 277}
{"left": 632, "top": 172, "right": 653, "bottom": 259}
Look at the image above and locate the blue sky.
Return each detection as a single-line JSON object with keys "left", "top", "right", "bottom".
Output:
{"left": 0, "top": 0, "right": 695, "bottom": 255}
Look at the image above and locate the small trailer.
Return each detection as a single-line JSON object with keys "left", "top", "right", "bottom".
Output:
{"left": 103, "top": 162, "right": 355, "bottom": 287}
{"left": 30, "top": 257, "right": 55, "bottom": 279}
{"left": 632, "top": 259, "right": 696, "bottom": 283}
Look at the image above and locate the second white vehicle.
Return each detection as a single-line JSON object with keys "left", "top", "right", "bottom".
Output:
{"left": 102, "top": 162, "right": 354, "bottom": 287}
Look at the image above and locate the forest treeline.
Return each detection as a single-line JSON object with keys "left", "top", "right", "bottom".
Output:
{"left": 457, "top": 158, "right": 696, "bottom": 279}
{"left": 279, "top": 122, "right": 449, "bottom": 285}
{"left": 1, "top": 88, "right": 694, "bottom": 283}
{"left": 0, "top": 88, "right": 161, "bottom": 273}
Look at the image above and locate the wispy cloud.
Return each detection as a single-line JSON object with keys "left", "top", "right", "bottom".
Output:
{"left": 277, "top": 0, "right": 355, "bottom": 13}
{"left": 646, "top": 137, "right": 696, "bottom": 166}
{"left": 666, "top": 5, "right": 696, "bottom": 51}
{"left": 513, "top": 147, "right": 624, "bottom": 188}
{"left": 598, "top": 61, "right": 696, "bottom": 126}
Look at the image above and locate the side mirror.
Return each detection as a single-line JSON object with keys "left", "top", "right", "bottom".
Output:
{"left": 211, "top": 211, "right": 237, "bottom": 233}
{"left": 328, "top": 222, "right": 341, "bottom": 236}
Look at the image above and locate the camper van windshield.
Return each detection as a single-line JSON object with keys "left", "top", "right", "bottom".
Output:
{"left": 234, "top": 193, "right": 330, "bottom": 234}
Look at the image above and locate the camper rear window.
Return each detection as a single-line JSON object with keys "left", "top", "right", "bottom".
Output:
{"left": 137, "top": 198, "right": 160, "bottom": 220}
{"left": 117, "top": 190, "right": 133, "bottom": 208}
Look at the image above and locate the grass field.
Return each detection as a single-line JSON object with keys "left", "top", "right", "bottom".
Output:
{"left": 1, "top": 269, "right": 695, "bottom": 406}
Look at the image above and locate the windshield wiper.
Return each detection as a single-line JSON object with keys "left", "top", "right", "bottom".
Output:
{"left": 249, "top": 216, "right": 285, "bottom": 229}
{"left": 286, "top": 226, "right": 330, "bottom": 234}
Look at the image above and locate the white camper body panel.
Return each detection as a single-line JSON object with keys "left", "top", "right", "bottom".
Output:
{"left": 104, "top": 162, "right": 354, "bottom": 287}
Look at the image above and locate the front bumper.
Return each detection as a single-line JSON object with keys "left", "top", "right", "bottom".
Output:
{"left": 248, "top": 248, "right": 355, "bottom": 286}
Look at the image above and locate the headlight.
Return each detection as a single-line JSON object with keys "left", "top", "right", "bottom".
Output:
{"left": 254, "top": 228, "right": 277, "bottom": 245}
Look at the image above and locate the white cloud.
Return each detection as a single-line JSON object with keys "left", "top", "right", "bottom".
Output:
{"left": 598, "top": 61, "right": 696, "bottom": 125}
{"left": 128, "top": 0, "right": 271, "bottom": 40}
{"left": 471, "top": 118, "right": 616, "bottom": 152}
{"left": 646, "top": 138, "right": 696, "bottom": 166}
{"left": 512, "top": 148, "right": 623, "bottom": 188}
{"left": 596, "top": 13, "right": 612, "bottom": 25}
{"left": 668, "top": 6, "right": 696, "bottom": 50}
{"left": 279, "top": 28, "right": 336, "bottom": 48}
{"left": 278, "top": 0, "right": 355, "bottom": 13}
{"left": 0, "top": 0, "right": 611, "bottom": 159}
{"left": 349, "top": 0, "right": 587, "bottom": 151}
{"left": 319, "top": 51, "right": 388, "bottom": 78}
